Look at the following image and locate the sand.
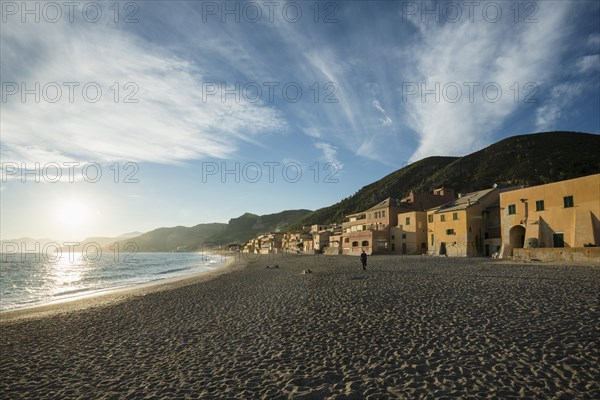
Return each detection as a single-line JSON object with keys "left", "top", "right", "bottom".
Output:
{"left": 1, "top": 254, "right": 599, "bottom": 399}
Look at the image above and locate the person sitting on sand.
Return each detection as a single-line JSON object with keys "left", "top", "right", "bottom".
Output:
{"left": 360, "top": 250, "right": 367, "bottom": 271}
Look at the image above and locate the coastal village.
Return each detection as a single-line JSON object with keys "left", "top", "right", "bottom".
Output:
{"left": 241, "top": 173, "right": 600, "bottom": 263}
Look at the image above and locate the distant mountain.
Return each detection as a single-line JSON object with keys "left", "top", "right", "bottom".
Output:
{"left": 22, "top": 131, "right": 597, "bottom": 253}
{"left": 109, "top": 223, "right": 227, "bottom": 252}
{"left": 297, "top": 131, "right": 600, "bottom": 225}
{"left": 0, "top": 237, "right": 57, "bottom": 253}
{"left": 118, "top": 231, "right": 145, "bottom": 238}
{"left": 108, "top": 209, "right": 312, "bottom": 252}
{"left": 209, "top": 210, "right": 313, "bottom": 245}
{"left": 61, "top": 236, "right": 126, "bottom": 251}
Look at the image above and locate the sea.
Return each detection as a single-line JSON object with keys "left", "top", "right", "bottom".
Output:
{"left": 0, "top": 252, "right": 226, "bottom": 312}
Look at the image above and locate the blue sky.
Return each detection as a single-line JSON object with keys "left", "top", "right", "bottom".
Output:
{"left": 1, "top": 0, "right": 599, "bottom": 241}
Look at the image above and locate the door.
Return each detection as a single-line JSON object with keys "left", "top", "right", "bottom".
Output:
{"left": 553, "top": 233, "right": 564, "bottom": 248}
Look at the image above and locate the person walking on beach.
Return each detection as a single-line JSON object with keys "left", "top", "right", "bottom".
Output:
{"left": 360, "top": 250, "right": 367, "bottom": 271}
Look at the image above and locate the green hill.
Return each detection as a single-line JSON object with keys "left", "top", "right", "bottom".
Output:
{"left": 297, "top": 131, "right": 600, "bottom": 225}
{"left": 109, "top": 209, "right": 312, "bottom": 252}
{"left": 210, "top": 209, "right": 313, "bottom": 244}
{"left": 109, "top": 131, "right": 599, "bottom": 251}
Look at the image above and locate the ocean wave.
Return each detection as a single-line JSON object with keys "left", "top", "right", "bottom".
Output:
{"left": 156, "top": 267, "right": 192, "bottom": 275}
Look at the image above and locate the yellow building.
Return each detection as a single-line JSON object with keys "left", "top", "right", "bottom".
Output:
{"left": 427, "top": 187, "right": 502, "bottom": 257}
{"left": 341, "top": 189, "right": 456, "bottom": 255}
{"left": 500, "top": 174, "right": 600, "bottom": 256}
{"left": 391, "top": 211, "right": 428, "bottom": 255}
{"left": 342, "top": 197, "right": 403, "bottom": 255}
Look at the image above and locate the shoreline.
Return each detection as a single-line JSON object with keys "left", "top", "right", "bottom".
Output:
{"left": 0, "top": 252, "right": 244, "bottom": 324}
{"left": 2, "top": 253, "right": 595, "bottom": 323}
{"left": 1, "top": 254, "right": 598, "bottom": 398}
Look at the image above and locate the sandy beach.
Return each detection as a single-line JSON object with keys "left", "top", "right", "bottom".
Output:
{"left": 1, "top": 254, "right": 599, "bottom": 399}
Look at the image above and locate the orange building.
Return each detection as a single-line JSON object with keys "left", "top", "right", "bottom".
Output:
{"left": 427, "top": 187, "right": 504, "bottom": 257}
{"left": 281, "top": 231, "right": 311, "bottom": 253}
{"left": 341, "top": 188, "right": 455, "bottom": 255}
{"left": 391, "top": 211, "right": 429, "bottom": 255}
{"left": 342, "top": 198, "right": 404, "bottom": 254}
{"left": 500, "top": 174, "right": 600, "bottom": 256}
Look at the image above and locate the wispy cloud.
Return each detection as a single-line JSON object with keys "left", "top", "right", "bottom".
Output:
{"left": 303, "top": 128, "right": 321, "bottom": 139}
{"left": 577, "top": 54, "right": 600, "bottom": 74}
{"left": 2, "top": 0, "right": 595, "bottom": 173}
{"left": 535, "top": 83, "right": 582, "bottom": 131}
{"left": 314, "top": 142, "right": 343, "bottom": 170}
{"left": 373, "top": 100, "right": 393, "bottom": 127}
{"left": 372, "top": 100, "right": 386, "bottom": 114}
{"left": 1, "top": 19, "right": 286, "bottom": 166}
{"left": 380, "top": 117, "right": 393, "bottom": 127}
{"left": 402, "top": 1, "right": 574, "bottom": 161}
{"left": 587, "top": 33, "right": 600, "bottom": 50}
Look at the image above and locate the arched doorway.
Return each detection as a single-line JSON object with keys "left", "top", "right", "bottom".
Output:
{"left": 509, "top": 225, "right": 526, "bottom": 249}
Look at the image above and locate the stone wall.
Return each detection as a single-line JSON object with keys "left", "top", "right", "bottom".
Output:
{"left": 513, "top": 247, "right": 600, "bottom": 263}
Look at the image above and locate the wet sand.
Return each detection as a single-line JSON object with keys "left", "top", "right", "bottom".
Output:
{"left": 1, "top": 254, "right": 599, "bottom": 399}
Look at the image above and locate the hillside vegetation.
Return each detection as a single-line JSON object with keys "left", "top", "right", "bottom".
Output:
{"left": 298, "top": 131, "right": 600, "bottom": 225}
{"left": 111, "top": 131, "right": 600, "bottom": 250}
{"left": 108, "top": 210, "right": 312, "bottom": 252}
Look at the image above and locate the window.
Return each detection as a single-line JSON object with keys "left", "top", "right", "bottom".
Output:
{"left": 428, "top": 215, "right": 433, "bottom": 223}
{"left": 446, "top": 229, "right": 455, "bottom": 235}
{"left": 368, "top": 213, "right": 371, "bottom": 219}
{"left": 440, "top": 214, "right": 446, "bottom": 222}
{"left": 382, "top": 211, "right": 386, "bottom": 218}
{"left": 402, "top": 234, "right": 406, "bottom": 239}
{"left": 405, "top": 217, "right": 410, "bottom": 225}
{"left": 352, "top": 241, "right": 359, "bottom": 247}
{"left": 361, "top": 240, "right": 369, "bottom": 247}
{"left": 453, "top": 212, "right": 458, "bottom": 220}
{"left": 564, "top": 196, "right": 574, "bottom": 208}
{"left": 374, "top": 212, "right": 379, "bottom": 218}
{"left": 344, "top": 237, "right": 349, "bottom": 243}
{"left": 508, "top": 204, "right": 516, "bottom": 215}
{"left": 431, "top": 234, "right": 435, "bottom": 246}
{"left": 391, "top": 235, "right": 395, "bottom": 240}
{"left": 484, "top": 232, "right": 489, "bottom": 239}
{"left": 535, "top": 200, "right": 544, "bottom": 211}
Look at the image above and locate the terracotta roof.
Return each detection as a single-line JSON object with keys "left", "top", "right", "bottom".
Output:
{"left": 365, "top": 197, "right": 406, "bottom": 212}
{"left": 433, "top": 188, "right": 496, "bottom": 213}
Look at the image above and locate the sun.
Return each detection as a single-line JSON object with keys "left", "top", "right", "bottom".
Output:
{"left": 56, "top": 201, "right": 90, "bottom": 228}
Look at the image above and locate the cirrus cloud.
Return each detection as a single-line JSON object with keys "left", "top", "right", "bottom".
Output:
{"left": 1, "top": 18, "right": 286, "bottom": 166}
